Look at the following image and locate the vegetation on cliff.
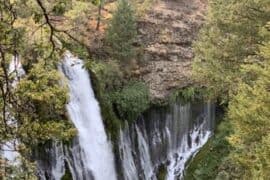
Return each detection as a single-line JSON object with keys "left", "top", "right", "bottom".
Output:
{"left": 189, "top": 0, "right": 270, "bottom": 179}
{"left": 1, "top": 0, "right": 269, "bottom": 179}
{"left": 0, "top": 0, "right": 83, "bottom": 177}
{"left": 105, "top": 0, "right": 137, "bottom": 66}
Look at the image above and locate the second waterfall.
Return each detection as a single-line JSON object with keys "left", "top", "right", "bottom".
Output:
{"left": 37, "top": 53, "right": 216, "bottom": 180}
{"left": 59, "top": 52, "right": 117, "bottom": 180}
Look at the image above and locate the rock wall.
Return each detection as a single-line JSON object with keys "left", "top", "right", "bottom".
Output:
{"left": 137, "top": 0, "right": 207, "bottom": 100}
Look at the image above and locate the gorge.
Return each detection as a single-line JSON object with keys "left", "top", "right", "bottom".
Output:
{"left": 3, "top": 0, "right": 267, "bottom": 179}
{"left": 36, "top": 54, "right": 216, "bottom": 180}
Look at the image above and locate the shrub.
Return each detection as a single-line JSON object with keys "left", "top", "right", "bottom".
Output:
{"left": 110, "top": 81, "right": 150, "bottom": 122}
{"left": 86, "top": 60, "right": 124, "bottom": 91}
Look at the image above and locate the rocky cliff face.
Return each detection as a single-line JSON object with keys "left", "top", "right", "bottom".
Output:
{"left": 69, "top": 0, "right": 208, "bottom": 101}
{"left": 137, "top": 0, "right": 207, "bottom": 100}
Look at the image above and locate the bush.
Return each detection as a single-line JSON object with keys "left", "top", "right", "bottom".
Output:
{"left": 86, "top": 60, "right": 124, "bottom": 91}
{"left": 168, "top": 87, "right": 209, "bottom": 104}
{"left": 110, "top": 81, "right": 150, "bottom": 122}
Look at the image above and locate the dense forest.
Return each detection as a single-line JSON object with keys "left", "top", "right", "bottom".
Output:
{"left": 0, "top": 0, "right": 269, "bottom": 179}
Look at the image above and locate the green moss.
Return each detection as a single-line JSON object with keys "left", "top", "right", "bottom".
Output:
{"left": 157, "top": 163, "right": 167, "bottom": 180}
{"left": 184, "top": 120, "right": 232, "bottom": 180}
{"left": 168, "top": 87, "right": 210, "bottom": 104}
{"left": 61, "top": 162, "right": 72, "bottom": 180}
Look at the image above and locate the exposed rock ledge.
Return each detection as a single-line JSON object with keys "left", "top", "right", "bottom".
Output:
{"left": 69, "top": 0, "right": 208, "bottom": 101}
{"left": 136, "top": 0, "right": 207, "bottom": 100}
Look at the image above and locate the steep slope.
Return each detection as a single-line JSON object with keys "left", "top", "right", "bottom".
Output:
{"left": 136, "top": 0, "right": 207, "bottom": 100}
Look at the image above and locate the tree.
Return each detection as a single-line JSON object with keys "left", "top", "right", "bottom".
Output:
{"left": 106, "top": 0, "right": 137, "bottom": 65}
{"left": 192, "top": 1, "right": 270, "bottom": 178}
{"left": 192, "top": 0, "right": 270, "bottom": 101}
{"left": 0, "top": 0, "right": 84, "bottom": 177}
{"left": 227, "top": 28, "right": 270, "bottom": 178}
{"left": 92, "top": 0, "right": 105, "bottom": 31}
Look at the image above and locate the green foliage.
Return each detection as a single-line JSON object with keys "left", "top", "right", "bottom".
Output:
{"left": 225, "top": 39, "right": 270, "bottom": 179}
{"left": 99, "top": 93, "right": 122, "bottom": 141}
{"left": 2, "top": 156, "right": 37, "bottom": 180}
{"left": 88, "top": 67, "right": 122, "bottom": 141}
{"left": 64, "top": 0, "right": 94, "bottom": 20}
{"left": 62, "top": 41, "right": 89, "bottom": 60}
{"left": 185, "top": 120, "right": 232, "bottom": 180}
{"left": 192, "top": 1, "right": 270, "bottom": 178}
{"left": 157, "top": 164, "right": 167, "bottom": 180}
{"left": 192, "top": 0, "right": 270, "bottom": 101}
{"left": 15, "top": 61, "right": 76, "bottom": 146}
{"left": 106, "top": 0, "right": 137, "bottom": 65}
{"left": 0, "top": 0, "right": 94, "bottom": 177}
{"left": 169, "top": 87, "right": 210, "bottom": 103}
{"left": 135, "top": 0, "right": 157, "bottom": 16}
{"left": 86, "top": 60, "right": 124, "bottom": 91}
{"left": 52, "top": 0, "right": 71, "bottom": 16}
{"left": 91, "top": 0, "right": 103, "bottom": 6}
{"left": 110, "top": 81, "right": 150, "bottom": 122}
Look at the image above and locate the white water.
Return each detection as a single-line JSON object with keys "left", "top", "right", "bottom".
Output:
{"left": 8, "top": 56, "right": 25, "bottom": 87}
{"left": 51, "top": 142, "right": 66, "bottom": 180}
{"left": 36, "top": 52, "right": 215, "bottom": 180}
{"left": 60, "top": 52, "right": 117, "bottom": 180}
{"left": 0, "top": 56, "right": 25, "bottom": 164}
{"left": 136, "top": 125, "right": 156, "bottom": 180}
{"left": 119, "top": 128, "right": 139, "bottom": 180}
{"left": 166, "top": 121, "right": 211, "bottom": 180}
{"left": 119, "top": 101, "right": 215, "bottom": 180}
{"left": 166, "top": 103, "right": 212, "bottom": 180}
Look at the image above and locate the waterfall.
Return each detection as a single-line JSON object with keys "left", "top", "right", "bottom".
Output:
{"left": 59, "top": 52, "right": 117, "bottom": 180}
{"left": 36, "top": 52, "right": 215, "bottom": 180}
{"left": 8, "top": 56, "right": 25, "bottom": 86}
{"left": 118, "top": 101, "right": 215, "bottom": 180}
{"left": 0, "top": 56, "right": 25, "bottom": 164}
{"left": 119, "top": 128, "right": 139, "bottom": 180}
{"left": 135, "top": 125, "right": 156, "bottom": 180}
{"left": 50, "top": 142, "right": 65, "bottom": 180}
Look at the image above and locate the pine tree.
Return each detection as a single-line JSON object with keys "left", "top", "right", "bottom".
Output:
{"left": 192, "top": 0, "right": 270, "bottom": 101}
{"left": 192, "top": 1, "right": 270, "bottom": 178}
{"left": 227, "top": 36, "right": 270, "bottom": 178}
{"left": 106, "top": 0, "right": 137, "bottom": 64}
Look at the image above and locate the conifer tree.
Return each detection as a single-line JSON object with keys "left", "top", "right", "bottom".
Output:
{"left": 106, "top": 0, "right": 137, "bottom": 64}
{"left": 227, "top": 25, "right": 270, "bottom": 178}
{"left": 192, "top": 1, "right": 270, "bottom": 178}
{"left": 192, "top": 0, "right": 270, "bottom": 101}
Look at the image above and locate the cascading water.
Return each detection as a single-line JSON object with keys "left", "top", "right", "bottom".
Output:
{"left": 135, "top": 125, "right": 156, "bottom": 180}
{"left": 119, "top": 127, "right": 139, "bottom": 180}
{"left": 0, "top": 56, "right": 25, "bottom": 164}
{"left": 117, "top": 100, "right": 215, "bottom": 180}
{"left": 59, "top": 52, "right": 117, "bottom": 180}
{"left": 36, "top": 52, "right": 215, "bottom": 180}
